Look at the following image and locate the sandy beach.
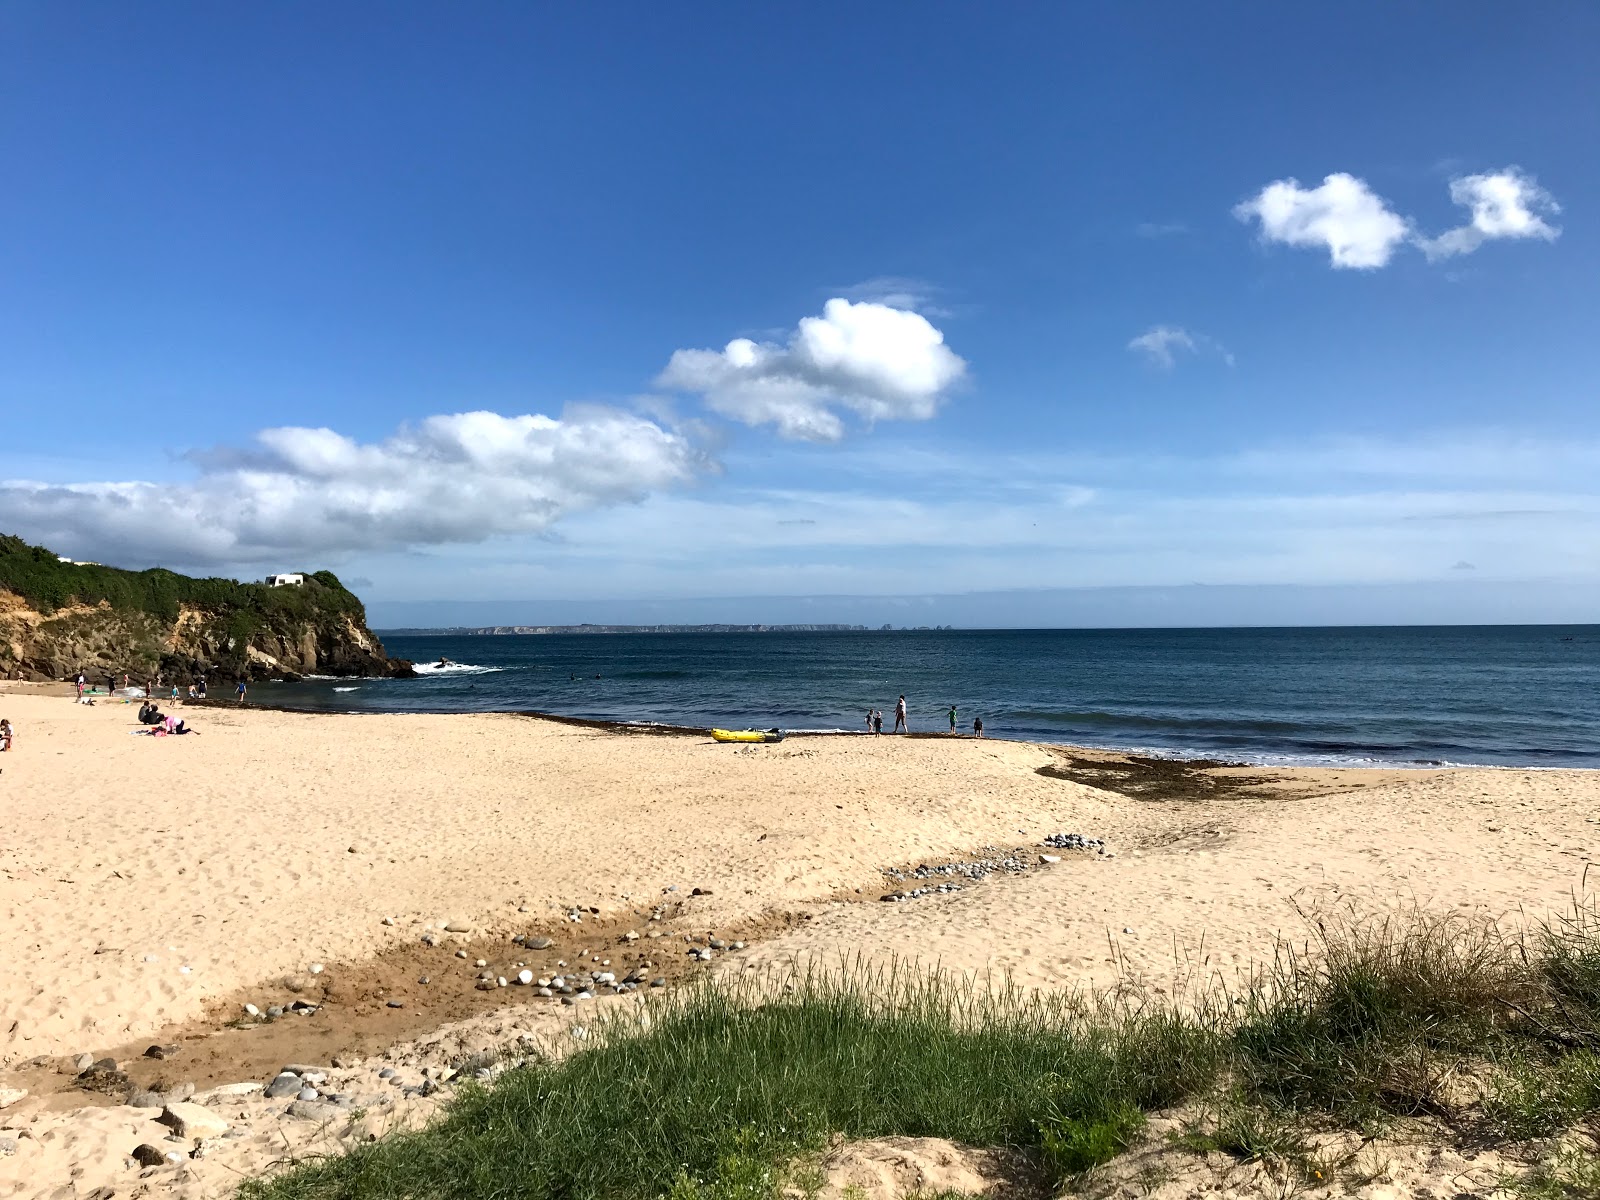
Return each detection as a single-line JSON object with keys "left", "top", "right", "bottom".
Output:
{"left": 1, "top": 686, "right": 1596, "bottom": 1197}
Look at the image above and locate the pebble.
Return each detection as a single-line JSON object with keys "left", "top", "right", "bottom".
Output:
{"left": 0, "top": 1135, "right": 16, "bottom": 1157}
{"left": 129, "top": 1089, "right": 166, "bottom": 1109}
{"left": 418, "top": 975, "right": 430, "bottom": 985}
{"left": 538, "top": 986, "right": 553, "bottom": 997}
{"left": 444, "top": 921, "right": 472, "bottom": 933}
{"left": 517, "top": 969, "right": 534, "bottom": 985}
{"left": 144, "top": 1043, "right": 178, "bottom": 1060}
{"left": 159, "top": 1101, "right": 230, "bottom": 1139}
{"left": 1040, "top": 854, "right": 1062, "bottom": 864}
{"left": 387, "top": 999, "right": 405, "bottom": 1008}
{"left": 264, "top": 1073, "right": 301, "bottom": 1099}
{"left": 131, "top": 1143, "right": 168, "bottom": 1167}
{"left": 382, "top": 916, "right": 396, "bottom": 926}
{"left": 691, "top": 886, "right": 712, "bottom": 896}
{"left": 243, "top": 1003, "right": 260, "bottom": 1017}
{"left": 476, "top": 959, "right": 488, "bottom": 968}
{"left": 309, "top": 963, "right": 324, "bottom": 975}
{"left": 297, "top": 1087, "right": 320, "bottom": 1101}
{"left": 456, "top": 950, "right": 468, "bottom": 959}
{"left": 70, "top": 1052, "right": 95, "bottom": 1073}
{"left": 267, "top": 1005, "right": 285, "bottom": 1018}
{"left": 496, "top": 976, "right": 508, "bottom": 988}
{"left": 378, "top": 1068, "right": 396, "bottom": 1079}
{"left": 524, "top": 936, "right": 553, "bottom": 950}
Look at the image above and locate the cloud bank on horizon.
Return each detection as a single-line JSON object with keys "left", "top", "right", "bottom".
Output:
{"left": 0, "top": 296, "right": 969, "bottom": 565}
{"left": 0, "top": 409, "right": 703, "bottom": 565}
{"left": 1235, "top": 167, "right": 1560, "bottom": 269}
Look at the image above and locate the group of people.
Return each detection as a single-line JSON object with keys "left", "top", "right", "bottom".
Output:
{"left": 863, "top": 696, "right": 985, "bottom": 737}
{"left": 71, "top": 670, "right": 246, "bottom": 702}
{"left": 136, "top": 699, "right": 195, "bottom": 736}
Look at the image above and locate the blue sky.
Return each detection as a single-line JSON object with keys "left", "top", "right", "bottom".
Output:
{"left": 2, "top": 2, "right": 1597, "bottom": 625}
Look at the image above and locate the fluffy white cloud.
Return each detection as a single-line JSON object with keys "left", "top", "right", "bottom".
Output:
{"left": 657, "top": 298, "right": 967, "bottom": 442}
{"left": 1127, "top": 325, "right": 1232, "bottom": 368}
{"left": 1237, "top": 167, "right": 1562, "bottom": 269}
{"left": 1419, "top": 168, "right": 1561, "bottom": 260}
{"left": 1234, "top": 173, "right": 1411, "bottom": 269}
{"left": 0, "top": 408, "right": 704, "bottom": 567}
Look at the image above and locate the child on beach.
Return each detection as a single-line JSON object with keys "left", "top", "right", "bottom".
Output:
{"left": 236, "top": 679, "right": 248, "bottom": 703}
{"left": 974, "top": 715, "right": 984, "bottom": 737}
{"left": 948, "top": 704, "right": 958, "bottom": 733}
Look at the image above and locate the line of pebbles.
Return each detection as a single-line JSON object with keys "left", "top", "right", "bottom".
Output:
{"left": 878, "top": 832, "right": 1112, "bottom": 902}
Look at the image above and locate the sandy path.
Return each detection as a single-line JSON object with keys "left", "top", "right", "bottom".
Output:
{"left": 0, "top": 692, "right": 1106, "bottom": 1060}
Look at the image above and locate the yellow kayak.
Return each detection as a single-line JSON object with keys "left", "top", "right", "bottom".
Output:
{"left": 711, "top": 728, "right": 787, "bottom": 744}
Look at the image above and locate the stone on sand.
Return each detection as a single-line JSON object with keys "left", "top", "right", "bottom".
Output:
{"left": 159, "top": 1101, "right": 230, "bottom": 1139}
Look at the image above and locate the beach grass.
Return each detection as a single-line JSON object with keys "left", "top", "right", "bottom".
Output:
{"left": 240, "top": 902, "right": 1600, "bottom": 1200}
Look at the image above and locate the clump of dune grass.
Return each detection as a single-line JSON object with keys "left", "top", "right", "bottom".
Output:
{"left": 243, "top": 899, "right": 1600, "bottom": 1200}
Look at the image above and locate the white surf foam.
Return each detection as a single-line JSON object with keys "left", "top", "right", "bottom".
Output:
{"left": 411, "top": 661, "right": 503, "bottom": 676}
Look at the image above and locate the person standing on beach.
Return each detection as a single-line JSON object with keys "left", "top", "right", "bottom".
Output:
{"left": 873, "top": 709, "right": 883, "bottom": 734}
{"left": 894, "top": 695, "right": 907, "bottom": 733}
{"left": 74, "top": 672, "right": 85, "bottom": 700}
{"left": 197, "top": 675, "right": 207, "bottom": 699}
{"left": 236, "top": 679, "right": 247, "bottom": 703}
{"left": 865, "top": 710, "right": 873, "bottom": 734}
{"left": 947, "top": 704, "right": 957, "bottom": 734}
{"left": 974, "top": 715, "right": 984, "bottom": 737}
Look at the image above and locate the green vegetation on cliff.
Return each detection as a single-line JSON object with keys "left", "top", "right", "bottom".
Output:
{"left": 0, "top": 534, "right": 364, "bottom": 623}
{"left": 0, "top": 534, "right": 405, "bottom": 680}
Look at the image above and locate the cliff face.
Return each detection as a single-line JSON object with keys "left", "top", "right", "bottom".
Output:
{"left": 0, "top": 537, "right": 412, "bottom": 682}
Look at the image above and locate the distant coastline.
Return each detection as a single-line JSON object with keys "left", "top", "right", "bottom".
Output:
{"left": 379, "top": 623, "right": 959, "bottom": 635}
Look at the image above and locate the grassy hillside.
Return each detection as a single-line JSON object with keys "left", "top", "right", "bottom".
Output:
{"left": 0, "top": 534, "right": 365, "bottom": 624}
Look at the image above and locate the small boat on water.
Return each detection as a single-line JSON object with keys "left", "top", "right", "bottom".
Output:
{"left": 711, "top": 728, "right": 786, "bottom": 744}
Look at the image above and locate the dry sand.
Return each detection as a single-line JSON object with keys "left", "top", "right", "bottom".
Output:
{"left": 0, "top": 686, "right": 1595, "bottom": 1198}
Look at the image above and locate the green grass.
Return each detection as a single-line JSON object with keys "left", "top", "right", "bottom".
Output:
{"left": 241, "top": 902, "right": 1600, "bottom": 1200}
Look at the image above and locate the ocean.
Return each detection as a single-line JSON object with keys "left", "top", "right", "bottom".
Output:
{"left": 248, "top": 625, "right": 1600, "bottom": 769}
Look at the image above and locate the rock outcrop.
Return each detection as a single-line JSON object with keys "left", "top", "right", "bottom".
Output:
{"left": 0, "top": 535, "right": 412, "bottom": 681}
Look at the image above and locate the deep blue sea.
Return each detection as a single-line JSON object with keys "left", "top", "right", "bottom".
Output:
{"left": 249, "top": 626, "right": 1600, "bottom": 769}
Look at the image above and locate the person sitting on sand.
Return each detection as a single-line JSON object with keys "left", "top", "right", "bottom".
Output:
{"left": 0, "top": 718, "right": 12, "bottom": 751}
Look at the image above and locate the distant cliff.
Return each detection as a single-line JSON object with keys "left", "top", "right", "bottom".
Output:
{"left": 0, "top": 535, "right": 413, "bottom": 681}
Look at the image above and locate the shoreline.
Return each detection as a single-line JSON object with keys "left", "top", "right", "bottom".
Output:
{"left": 13, "top": 677, "right": 1576, "bottom": 771}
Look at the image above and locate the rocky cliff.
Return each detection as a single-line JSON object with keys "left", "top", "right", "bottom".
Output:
{"left": 0, "top": 535, "right": 413, "bottom": 682}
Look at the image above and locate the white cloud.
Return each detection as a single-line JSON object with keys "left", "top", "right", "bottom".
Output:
{"left": 1418, "top": 168, "right": 1561, "bottom": 260}
{"left": 0, "top": 408, "right": 705, "bottom": 568}
{"left": 1237, "top": 166, "right": 1562, "bottom": 269}
{"left": 1127, "top": 325, "right": 1233, "bottom": 369}
{"left": 1233, "top": 173, "right": 1411, "bottom": 269}
{"left": 657, "top": 298, "right": 967, "bottom": 442}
